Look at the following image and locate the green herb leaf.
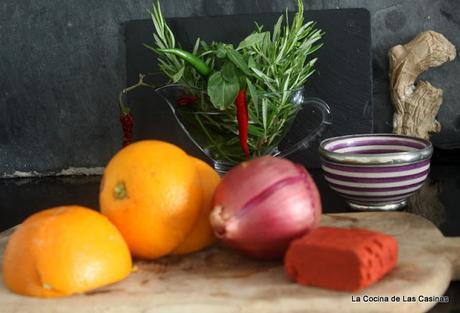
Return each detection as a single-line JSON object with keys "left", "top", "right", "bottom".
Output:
{"left": 246, "top": 78, "right": 259, "bottom": 117}
{"left": 254, "top": 22, "right": 264, "bottom": 32}
{"left": 251, "top": 68, "right": 277, "bottom": 91}
{"left": 150, "top": 0, "right": 323, "bottom": 161}
{"left": 216, "top": 44, "right": 227, "bottom": 58}
{"left": 237, "top": 32, "right": 268, "bottom": 50}
{"left": 225, "top": 47, "right": 252, "bottom": 76}
{"left": 192, "top": 37, "right": 201, "bottom": 54}
{"left": 247, "top": 56, "right": 257, "bottom": 70}
{"left": 306, "top": 42, "right": 323, "bottom": 55}
{"left": 262, "top": 98, "right": 268, "bottom": 133}
{"left": 200, "top": 40, "right": 209, "bottom": 51}
{"left": 171, "top": 66, "right": 185, "bottom": 82}
{"left": 207, "top": 71, "right": 239, "bottom": 110}
{"left": 272, "top": 15, "right": 284, "bottom": 42}
{"left": 248, "top": 124, "right": 264, "bottom": 137}
{"left": 221, "top": 62, "right": 237, "bottom": 82}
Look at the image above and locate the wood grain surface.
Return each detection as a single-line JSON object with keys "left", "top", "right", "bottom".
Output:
{"left": 0, "top": 212, "right": 458, "bottom": 313}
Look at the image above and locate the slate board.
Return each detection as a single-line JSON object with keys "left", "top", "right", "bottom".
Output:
{"left": 125, "top": 9, "right": 372, "bottom": 168}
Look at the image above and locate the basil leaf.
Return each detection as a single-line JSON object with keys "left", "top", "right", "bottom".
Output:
{"left": 207, "top": 71, "right": 239, "bottom": 110}
{"left": 225, "top": 47, "right": 252, "bottom": 76}
{"left": 237, "top": 32, "right": 268, "bottom": 49}
{"left": 216, "top": 44, "right": 227, "bottom": 59}
{"left": 221, "top": 62, "right": 237, "bottom": 82}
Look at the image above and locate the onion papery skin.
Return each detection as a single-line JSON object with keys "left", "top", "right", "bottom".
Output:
{"left": 210, "top": 157, "right": 322, "bottom": 259}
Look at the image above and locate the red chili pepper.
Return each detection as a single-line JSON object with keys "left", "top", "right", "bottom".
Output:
{"left": 236, "top": 89, "right": 250, "bottom": 159}
{"left": 120, "top": 111, "right": 134, "bottom": 147}
{"left": 176, "top": 95, "right": 198, "bottom": 106}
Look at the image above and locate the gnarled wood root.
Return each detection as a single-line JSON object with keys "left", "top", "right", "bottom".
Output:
{"left": 389, "top": 31, "right": 456, "bottom": 214}
{"left": 389, "top": 31, "right": 456, "bottom": 139}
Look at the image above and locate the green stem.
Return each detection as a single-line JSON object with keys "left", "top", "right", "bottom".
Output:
{"left": 118, "top": 73, "right": 157, "bottom": 116}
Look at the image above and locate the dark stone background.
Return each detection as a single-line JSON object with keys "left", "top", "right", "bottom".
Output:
{"left": 1, "top": 0, "right": 459, "bottom": 177}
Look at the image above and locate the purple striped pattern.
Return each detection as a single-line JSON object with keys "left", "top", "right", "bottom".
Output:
{"left": 320, "top": 135, "right": 431, "bottom": 206}
{"left": 324, "top": 137, "right": 426, "bottom": 152}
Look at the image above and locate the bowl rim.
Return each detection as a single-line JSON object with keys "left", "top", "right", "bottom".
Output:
{"left": 319, "top": 133, "right": 433, "bottom": 165}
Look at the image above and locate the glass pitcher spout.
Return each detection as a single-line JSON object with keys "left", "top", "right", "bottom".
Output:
{"left": 155, "top": 84, "right": 332, "bottom": 174}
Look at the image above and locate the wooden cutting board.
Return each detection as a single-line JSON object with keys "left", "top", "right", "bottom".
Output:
{"left": 0, "top": 212, "right": 458, "bottom": 313}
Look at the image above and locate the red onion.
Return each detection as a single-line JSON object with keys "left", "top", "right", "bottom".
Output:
{"left": 210, "top": 156, "right": 322, "bottom": 259}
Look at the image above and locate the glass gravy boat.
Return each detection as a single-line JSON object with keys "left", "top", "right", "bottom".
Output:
{"left": 155, "top": 84, "right": 332, "bottom": 174}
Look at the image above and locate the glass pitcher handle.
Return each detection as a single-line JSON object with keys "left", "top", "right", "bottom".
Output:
{"left": 278, "top": 97, "right": 332, "bottom": 157}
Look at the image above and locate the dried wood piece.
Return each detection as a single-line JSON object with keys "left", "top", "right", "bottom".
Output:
{"left": 389, "top": 31, "right": 456, "bottom": 139}
{"left": 389, "top": 31, "right": 456, "bottom": 215}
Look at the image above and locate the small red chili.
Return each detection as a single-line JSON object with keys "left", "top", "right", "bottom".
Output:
{"left": 176, "top": 95, "right": 198, "bottom": 106}
{"left": 120, "top": 111, "right": 134, "bottom": 147}
{"left": 236, "top": 89, "right": 250, "bottom": 159}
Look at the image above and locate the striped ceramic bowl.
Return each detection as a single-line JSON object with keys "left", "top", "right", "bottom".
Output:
{"left": 319, "top": 134, "right": 433, "bottom": 210}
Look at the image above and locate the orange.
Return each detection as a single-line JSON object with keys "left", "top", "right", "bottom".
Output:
{"left": 2, "top": 206, "right": 132, "bottom": 298}
{"left": 99, "top": 140, "right": 202, "bottom": 259}
{"left": 173, "top": 157, "right": 220, "bottom": 254}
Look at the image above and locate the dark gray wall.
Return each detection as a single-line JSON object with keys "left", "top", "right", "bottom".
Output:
{"left": 1, "top": 0, "right": 459, "bottom": 177}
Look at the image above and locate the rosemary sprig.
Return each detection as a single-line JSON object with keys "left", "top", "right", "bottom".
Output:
{"left": 149, "top": 0, "right": 323, "bottom": 162}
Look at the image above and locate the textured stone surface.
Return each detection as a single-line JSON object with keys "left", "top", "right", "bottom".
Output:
{"left": 0, "top": 0, "right": 459, "bottom": 176}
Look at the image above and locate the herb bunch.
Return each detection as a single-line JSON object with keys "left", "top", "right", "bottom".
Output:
{"left": 147, "top": 0, "right": 323, "bottom": 162}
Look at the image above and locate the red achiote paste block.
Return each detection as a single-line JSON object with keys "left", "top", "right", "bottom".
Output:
{"left": 284, "top": 227, "right": 398, "bottom": 291}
